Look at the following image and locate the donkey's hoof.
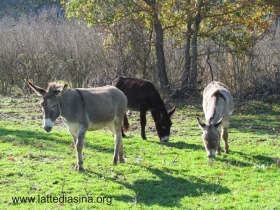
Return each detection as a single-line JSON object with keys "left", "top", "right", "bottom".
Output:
{"left": 119, "top": 158, "right": 126, "bottom": 163}
{"left": 113, "top": 159, "right": 118, "bottom": 165}
{"left": 75, "top": 165, "right": 85, "bottom": 172}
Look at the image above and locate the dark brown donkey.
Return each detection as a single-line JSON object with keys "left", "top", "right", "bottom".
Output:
{"left": 28, "top": 82, "right": 129, "bottom": 171}
{"left": 112, "top": 76, "right": 176, "bottom": 142}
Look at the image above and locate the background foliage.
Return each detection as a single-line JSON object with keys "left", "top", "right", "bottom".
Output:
{"left": 0, "top": 1, "right": 279, "bottom": 99}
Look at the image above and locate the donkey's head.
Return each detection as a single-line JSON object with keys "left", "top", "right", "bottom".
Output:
{"left": 154, "top": 106, "right": 176, "bottom": 142}
{"left": 28, "top": 81, "right": 68, "bottom": 132}
{"left": 196, "top": 115, "right": 224, "bottom": 158}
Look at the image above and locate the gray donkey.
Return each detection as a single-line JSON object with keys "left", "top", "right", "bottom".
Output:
{"left": 28, "top": 82, "right": 129, "bottom": 171}
{"left": 197, "top": 81, "right": 234, "bottom": 158}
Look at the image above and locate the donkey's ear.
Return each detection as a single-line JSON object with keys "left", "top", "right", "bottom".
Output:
{"left": 28, "top": 81, "right": 46, "bottom": 96}
{"left": 214, "top": 114, "right": 225, "bottom": 128}
{"left": 196, "top": 116, "right": 206, "bottom": 128}
{"left": 168, "top": 105, "right": 176, "bottom": 117}
{"left": 54, "top": 83, "right": 68, "bottom": 96}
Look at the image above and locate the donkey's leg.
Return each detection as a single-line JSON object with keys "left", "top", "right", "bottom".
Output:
{"left": 217, "top": 139, "right": 221, "bottom": 155}
{"left": 75, "top": 126, "right": 86, "bottom": 171}
{"left": 222, "top": 128, "right": 229, "bottom": 154}
{"left": 69, "top": 130, "right": 78, "bottom": 146}
{"left": 216, "top": 130, "right": 222, "bottom": 155}
{"left": 115, "top": 128, "right": 125, "bottom": 163}
{"left": 68, "top": 128, "right": 81, "bottom": 170}
{"left": 139, "top": 109, "right": 147, "bottom": 140}
{"left": 108, "top": 121, "right": 124, "bottom": 164}
{"left": 116, "top": 121, "right": 125, "bottom": 163}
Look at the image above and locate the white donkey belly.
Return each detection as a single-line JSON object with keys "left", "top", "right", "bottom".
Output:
{"left": 65, "top": 121, "right": 114, "bottom": 132}
{"left": 87, "top": 120, "right": 115, "bottom": 131}
{"left": 65, "top": 121, "right": 80, "bottom": 136}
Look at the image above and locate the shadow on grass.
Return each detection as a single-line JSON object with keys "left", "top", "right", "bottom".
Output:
{"left": 156, "top": 141, "right": 204, "bottom": 151}
{"left": 217, "top": 157, "right": 253, "bottom": 167}
{"left": 230, "top": 125, "right": 278, "bottom": 136}
{"left": 0, "top": 127, "right": 65, "bottom": 144}
{"left": 252, "top": 154, "right": 276, "bottom": 165}
{"left": 216, "top": 150, "right": 276, "bottom": 167}
{"left": 0, "top": 127, "right": 115, "bottom": 154}
{"left": 99, "top": 166, "right": 230, "bottom": 208}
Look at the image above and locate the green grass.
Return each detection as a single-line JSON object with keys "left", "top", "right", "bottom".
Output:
{"left": 0, "top": 96, "right": 279, "bottom": 209}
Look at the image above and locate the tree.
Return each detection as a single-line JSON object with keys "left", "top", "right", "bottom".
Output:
{"left": 63, "top": 0, "right": 171, "bottom": 89}
{"left": 142, "top": 0, "right": 169, "bottom": 89}
{"left": 168, "top": 0, "right": 279, "bottom": 97}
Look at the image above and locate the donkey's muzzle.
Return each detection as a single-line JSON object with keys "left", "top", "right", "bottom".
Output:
{"left": 208, "top": 154, "right": 216, "bottom": 159}
{"left": 206, "top": 149, "right": 216, "bottom": 159}
{"left": 44, "top": 126, "right": 52, "bottom": 132}
{"left": 43, "top": 119, "right": 53, "bottom": 132}
{"left": 160, "top": 136, "right": 169, "bottom": 142}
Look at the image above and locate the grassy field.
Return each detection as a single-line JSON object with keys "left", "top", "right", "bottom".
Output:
{"left": 0, "top": 95, "right": 279, "bottom": 210}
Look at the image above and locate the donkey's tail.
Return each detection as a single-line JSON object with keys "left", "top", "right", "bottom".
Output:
{"left": 122, "top": 113, "right": 130, "bottom": 133}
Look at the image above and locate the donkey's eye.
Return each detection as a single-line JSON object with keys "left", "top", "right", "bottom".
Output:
{"left": 51, "top": 105, "right": 56, "bottom": 110}
{"left": 162, "top": 125, "right": 166, "bottom": 129}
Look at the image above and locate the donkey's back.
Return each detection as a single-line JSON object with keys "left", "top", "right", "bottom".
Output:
{"left": 112, "top": 76, "right": 156, "bottom": 111}
{"left": 203, "top": 81, "right": 234, "bottom": 122}
{"left": 63, "top": 86, "right": 128, "bottom": 127}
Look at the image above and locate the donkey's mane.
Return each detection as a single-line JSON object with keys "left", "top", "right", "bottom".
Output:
{"left": 148, "top": 87, "right": 172, "bottom": 124}
{"left": 151, "top": 90, "right": 167, "bottom": 112}
{"left": 207, "top": 90, "right": 226, "bottom": 124}
{"left": 47, "top": 82, "right": 64, "bottom": 92}
{"left": 212, "top": 90, "right": 226, "bottom": 102}
{"left": 124, "top": 76, "right": 150, "bottom": 83}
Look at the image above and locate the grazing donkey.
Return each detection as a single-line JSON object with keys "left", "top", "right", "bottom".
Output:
{"left": 112, "top": 76, "right": 176, "bottom": 142}
{"left": 28, "top": 81, "right": 129, "bottom": 171}
{"left": 197, "top": 81, "right": 234, "bottom": 158}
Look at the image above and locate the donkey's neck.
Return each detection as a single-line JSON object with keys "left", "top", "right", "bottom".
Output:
{"left": 57, "top": 89, "right": 85, "bottom": 121}
{"left": 151, "top": 91, "right": 168, "bottom": 115}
